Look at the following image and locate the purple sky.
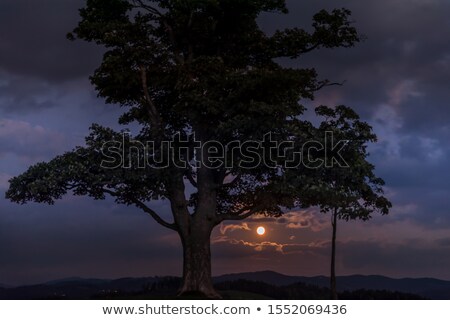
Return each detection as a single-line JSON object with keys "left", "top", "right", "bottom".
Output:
{"left": 1, "top": 0, "right": 450, "bottom": 286}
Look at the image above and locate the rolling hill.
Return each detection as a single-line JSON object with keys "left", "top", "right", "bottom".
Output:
{"left": 1, "top": 271, "right": 449, "bottom": 299}
{"left": 215, "top": 271, "right": 450, "bottom": 299}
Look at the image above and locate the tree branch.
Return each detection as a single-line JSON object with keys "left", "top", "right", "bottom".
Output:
{"left": 103, "top": 189, "right": 178, "bottom": 231}
{"left": 139, "top": 66, "right": 166, "bottom": 137}
{"left": 133, "top": 197, "right": 178, "bottom": 231}
{"left": 218, "top": 204, "right": 261, "bottom": 223}
{"left": 67, "top": 183, "right": 82, "bottom": 190}
{"left": 185, "top": 169, "right": 198, "bottom": 188}
{"left": 161, "top": 20, "right": 185, "bottom": 65}
{"left": 140, "top": 67, "right": 159, "bottom": 120}
{"left": 222, "top": 172, "right": 242, "bottom": 188}
{"left": 312, "top": 80, "right": 346, "bottom": 92}
{"left": 299, "top": 43, "right": 320, "bottom": 54}
{"left": 131, "top": 0, "right": 163, "bottom": 16}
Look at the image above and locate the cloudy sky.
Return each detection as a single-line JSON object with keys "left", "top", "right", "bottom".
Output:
{"left": 1, "top": 0, "right": 450, "bottom": 286}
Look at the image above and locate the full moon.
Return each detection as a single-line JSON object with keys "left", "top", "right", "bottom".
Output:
{"left": 256, "top": 226, "right": 266, "bottom": 235}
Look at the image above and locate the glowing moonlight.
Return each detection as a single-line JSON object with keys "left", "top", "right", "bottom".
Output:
{"left": 256, "top": 226, "right": 266, "bottom": 235}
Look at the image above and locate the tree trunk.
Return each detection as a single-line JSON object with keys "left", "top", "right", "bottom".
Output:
{"left": 330, "top": 209, "right": 338, "bottom": 300}
{"left": 170, "top": 161, "right": 221, "bottom": 298}
{"left": 177, "top": 225, "right": 221, "bottom": 299}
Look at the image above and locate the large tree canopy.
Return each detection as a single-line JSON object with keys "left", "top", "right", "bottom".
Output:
{"left": 6, "top": 0, "right": 366, "bottom": 298}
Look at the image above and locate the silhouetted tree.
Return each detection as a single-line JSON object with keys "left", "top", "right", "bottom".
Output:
{"left": 6, "top": 0, "right": 361, "bottom": 298}
{"left": 301, "top": 106, "right": 392, "bottom": 299}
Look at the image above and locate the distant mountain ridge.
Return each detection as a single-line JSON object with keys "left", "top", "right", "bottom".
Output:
{"left": 1, "top": 271, "right": 450, "bottom": 299}
{"left": 44, "top": 277, "right": 110, "bottom": 286}
{"left": 215, "top": 271, "right": 450, "bottom": 299}
{"left": 0, "top": 283, "right": 12, "bottom": 289}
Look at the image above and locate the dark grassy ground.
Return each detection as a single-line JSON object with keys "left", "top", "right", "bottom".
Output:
{"left": 94, "top": 278, "right": 422, "bottom": 300}
{"left": 0, "top": 276, "right": 425, "bottom": 300}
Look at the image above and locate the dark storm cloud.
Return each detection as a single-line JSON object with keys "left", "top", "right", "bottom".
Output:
{"left": 367, "top": 131, "right": 450, "bottom": 228}
{"left": 277, "top": 0, "right": 450, "bottom": 132}
{"left": 264, "top": 0, "right": 450, "bottom": 143}
{"left": 0, "top": 0, "right": 106, "bottom": 115}
{"left": 0, "top": 0, "right": 102, "bottom": 82}
{"left": 0, "top": 72, "right": 56, "bottom": 112}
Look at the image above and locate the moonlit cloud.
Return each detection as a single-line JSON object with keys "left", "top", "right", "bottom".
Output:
{"left": 219, "top": 222, "right": 251, "bottom": 235}
{"left": 284, "top": 210, "right": 329, "bottom": 232}
{"left": 213, "top": 235, "right": 328, "bottom": 255}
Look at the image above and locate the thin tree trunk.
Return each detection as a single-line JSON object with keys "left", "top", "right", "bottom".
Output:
{"left": 330, "top": 209, "right": 338, "bottom": 300}
{"left": 177, "top": 225, "right": 221, "bottom": 299}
